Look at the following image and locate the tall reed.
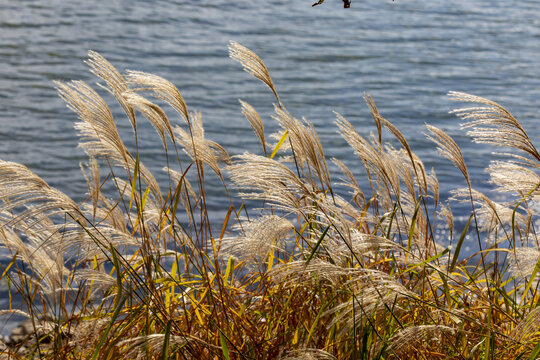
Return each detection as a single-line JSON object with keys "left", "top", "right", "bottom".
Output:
{"left": 0, "top": 43, "right": 538, "bottom": 359}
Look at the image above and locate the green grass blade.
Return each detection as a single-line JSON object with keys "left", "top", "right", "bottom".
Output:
{"left": 306, "top": 224, "right": 331, "bottom": 264}
{"left": 529, "top": 339, "right": 540, "bottom": 360}
{"left": 161, "top": 320, "right": 172, "bottom": 360}
{"left": 385, "top": 204, "right": 399, "bottom": 240}
{"left": 6, "top": 274, "right": 11, "bottom": 306}
{"left": 171, "top": 163, "right": 193, "bottom": 222}
{"left": 224, "top": 256, "right": 234, "bottom": 285}
{"left": 450, "top": 213, "right": 474, "bottom": 272}
{"left": 91, "top": 296, "right": 126, "bottom": 360}
{"left": 109, "top": 243, "right": 123, "bottom": 309}
{"left": 404, "top": 248, "right": 449, "bottom": 274}
{"left": 140, "top": 187, "right": 150, "bottom": 213}
{"left": 219, "top": 331, "right": 231, "bottom": 360}
{"left": 129, "top": 155, "right": 139, "bottom": 211}
{"left": 406, "top": 197, "right": 422, "bottom": 255}
{"left": 521, "top": 256, "right": 540, "bottom": 307}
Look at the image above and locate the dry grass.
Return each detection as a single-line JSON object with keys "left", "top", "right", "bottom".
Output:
{"left": 0, "top": 42, "right": 539, "bottom": 359}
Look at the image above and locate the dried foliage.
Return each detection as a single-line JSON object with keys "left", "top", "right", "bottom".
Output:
{"left": 0, "top": 44, "right": 538, "bottom": 360}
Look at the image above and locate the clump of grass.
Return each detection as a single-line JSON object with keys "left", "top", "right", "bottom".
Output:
{"left": 0, "top": 42, "right": 538, "bottom": 359}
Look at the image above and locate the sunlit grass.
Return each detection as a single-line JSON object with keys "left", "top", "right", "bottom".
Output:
{"left": 0, "top": 42, "right": 539, "bottom": 359}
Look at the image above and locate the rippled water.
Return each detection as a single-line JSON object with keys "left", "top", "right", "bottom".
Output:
{"left": 0, "top": 0, "right": 538, "bottom": 331}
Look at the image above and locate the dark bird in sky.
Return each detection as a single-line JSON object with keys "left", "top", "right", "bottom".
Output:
{"left": 312, "top": 0, "right": 351, "bottom": 8}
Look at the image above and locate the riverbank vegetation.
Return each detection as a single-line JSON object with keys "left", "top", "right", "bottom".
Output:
{"left": 0, "top": 42, "right": 539, "bottom": 359}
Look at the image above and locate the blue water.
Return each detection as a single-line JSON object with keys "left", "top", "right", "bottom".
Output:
{"left": 0, "top": 0, "right": 538, "bottom": 332}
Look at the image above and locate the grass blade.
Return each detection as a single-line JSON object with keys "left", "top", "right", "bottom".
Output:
{"left": 270, "top": 130, "right": 288, "bottom": 159}
{"left": 450, "top": 213, "right": 474, "bottom": 272}
{"left": 219, "top": 331, "right": 231, "bottom": 360}
{"left": 306, "top": 224, "right": 331, "bottom": 264}
{"left": 128, "top": 156, "right": 139, "bottom": 211}
{"left": 161, "top": 320, "right": 172, "bottom": 360}
{"left": 91, "top": 296, "right": 126, "bottom": 360}
{"left": 110, "top": 243, "right": 123, "bottom": 309}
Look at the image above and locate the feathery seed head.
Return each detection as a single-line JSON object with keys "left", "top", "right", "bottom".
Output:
{"left": 229, "top": 41, "right": 281, "bottom": 105}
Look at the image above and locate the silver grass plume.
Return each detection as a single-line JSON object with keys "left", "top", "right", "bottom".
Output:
{"left": 509, "top": 246, "right": 540, "bottom": 281}
{"left": 55, "top": 224, "right": 139, "bottom": 260}
{"left": 86, "top": 50, "right": 136, "bottom": 129}
{"left": 324, "top": 268, "right": 414, "bottom": 332}
{"left": 56, "top": 80, "right": 163, "bottom": 205}
{"left": 450, "top": 91, "right": 540, "bottom": 162}
{"left": 365, "top": 94, "right": 435, "bottom": 204}
{"left": 384, "top": 119, "right": 436, "bottom": 202}
{"left": 81, "top": 196, "right": 129, "bottom": 235}
{"left": 279, "top": 349, "right": 338, "bottom": 360}
{"left": 331, "top": 158, "right": 359, "bottom": 192}
{"left": 173, "top": 111, "right": 231, "bottom": 177}
{"left": 269, "top": 259, "right": 354, "bottom": 287}
{"left": 228, "top": 153, "right": 311, "bottom": 214}
{"left": 511, "top": 306, "right": 540, "bottom": 342}
{"left": 56, "top": 80, "right": 127, "bottom": 165}
{"left": 71, "top": 318, "right": 111, "bottom": 353}
{"left": 336, "top": 113, "right": 401, "bottom": 204}
{"left": 387, "top": 325, "right": 456, "bottom": 355}
{"left": 274, "top": 106, "right": 332, "bottom": 191}
{"left": 269, "top": 259, "right": 394, "bottom": 288}
{"left": 450, "top": 188, "right": 527, "bottom": 234}
{"left": 332, "top": 158, "right": 366, "bottom": 208}
{"left": 370, "top": 97, "right": 414, "bottom": 166}
{"left": 228, "top": 41, "right": 282, "bottom": 106}
{"left": 449, "top": 93, "right": 540, "bottom": 232}
{"left": 387, "top": 147, "right": 417, "bottom": 203}
{"left": 73, "top": 268, "right": 116, "bottom": 299}
{"left": 0, "top": 160, "right": 84, "bottom": 227}
{"left": 117, "top": 334, "right": 188, "bottom": 359}
{"left": 80, "top": 159, "right": 131, "bottom": 234}
{"left": 439, "top": 202, "right": 454, "bottom": 240}
{"left": 220, "top": 215, "right": 294, "bottom": 263}
{"left": 426, "top": 167, "right": 440, "bottom": 207}
{"left": 127, "top": 70, "right": 189, "bottom": 123}
{"left": 425, "top": 125, "right": 470, "bottom": 187}
{"left": 385, "top": 146, "right": 432, "bottom": 243}
{"left": 364, "top": 93, "right": 383, "bottom": 145}
{"left": 80, "top": 157, "right": 101, "bottom": 221}
{"left": 123, "top": 90, "right": 175, "bottom": 148}
{"left": 240, "top": 99, "right": 267, "bottom": 155}
{"left": 487, "top": 160, "right": 540, "bottom": 196}
{"left": 0, "top": 226, "right": 69, "bottom": 297}
{"left": 345, "top": 229, "right": 401, "bottom": 258}
{"left": 336, "top": 113, "right": 435, "bottom": 247}
{"left": 0, "top": 310, "right": 31, "bottom": 319}
{"left": 269, "top": 129, "right": 292, "bottom": 153}
{"left": 298, "top": 194, "right": 398, "bottom": 264}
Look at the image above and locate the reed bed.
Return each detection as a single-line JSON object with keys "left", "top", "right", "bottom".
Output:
{"left": 0, "top": 42, "right": 538, "bottom": 359}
